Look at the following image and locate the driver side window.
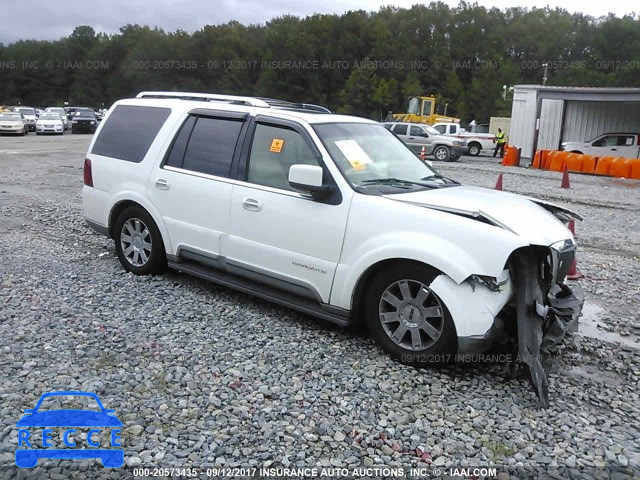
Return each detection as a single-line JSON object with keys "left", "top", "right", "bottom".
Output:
{"left": 247, "top": 124, "right": 320, "bottom": 191}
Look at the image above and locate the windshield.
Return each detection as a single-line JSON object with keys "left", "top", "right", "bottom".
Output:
{"left": 0, "top": 113, "right": 21, "bottom": 120}
{"left": 314, "top": 123, "right": 456, "bottom": 192}
{"left": 424, "top": 125, "right": 440, "bottom": 136}
{"left": 40, "top": 114, "right": 61, "bottom": 120}
{"left": 46, "top": 108, "right": 64, "bottom": 113}
{"left": 18, "top": 108, "right": 35, "bottom": 115}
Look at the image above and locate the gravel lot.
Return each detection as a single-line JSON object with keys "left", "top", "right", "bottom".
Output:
{"left": 0, "top": 135, "right": 639, "bottom": 479}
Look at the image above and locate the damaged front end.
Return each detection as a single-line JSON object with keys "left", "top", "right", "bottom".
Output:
{"left": 508, "top": 243, "right": 584, "bottom": 407}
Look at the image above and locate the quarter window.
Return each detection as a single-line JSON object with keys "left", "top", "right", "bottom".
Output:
{"left": 393, "top": 124, "right": 408, "bottom": 136}
{"left": 181, "top": 117, "right": 244, "bottom": 177}
{"left": 91, "top": 105, "right": 171, "bottom": 163}
{"left": 247, "top": 124, "right": 320, "bottom": 191}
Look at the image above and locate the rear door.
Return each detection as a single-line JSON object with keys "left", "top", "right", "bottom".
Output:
{"left": 146, "top": 110, "right": 248, "bottom": 263}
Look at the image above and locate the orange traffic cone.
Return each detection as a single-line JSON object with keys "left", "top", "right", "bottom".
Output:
{"left": 566, "top": 220, "right": 584, "bottom": 280}
{"left": 561, "top": 165, "right": 571, "bottom": 189}
{"left": 495, "top": 173, "right": 503, "bottom": 191}
{"left": 419, "top": 146, "right": 426, "bottom": 161}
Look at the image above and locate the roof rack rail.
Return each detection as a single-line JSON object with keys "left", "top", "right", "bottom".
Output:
{"left": 136, "top": 91, "right": 331, "bottom": 113}
{"left": 257, "top": 97, "right": 331, "bottom": 113}
{"left": 136, "top": 91, "right": 270, "bottom": 108}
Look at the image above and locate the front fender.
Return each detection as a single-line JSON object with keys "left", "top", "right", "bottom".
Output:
{"left": 329, "top": 231, "right": 524, "bottom": 310}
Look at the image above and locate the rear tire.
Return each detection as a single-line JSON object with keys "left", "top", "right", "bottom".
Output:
{"left": 433, "top": 145, "right": 451, "bottom": 162}
{"left": 468, "top": 142, "right": 481, "bottom": 156}
{"left": 114, "top": 206, "right": 166, "bottom": 275}
{"left": 364, "top": 263, "right": 457, "bottom": 366}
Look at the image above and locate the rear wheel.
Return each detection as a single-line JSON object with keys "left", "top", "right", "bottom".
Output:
{"left": 433, "top": 145, "right": 451, "bottom": 162}
{"left": 468, "top": 142, "right": 481, "bottom": 156}
{"left": 114, "top": 206, "right": 166, "bottom": 275}
{"left": 364, "top": 263, "right": 457, "bottom": 366}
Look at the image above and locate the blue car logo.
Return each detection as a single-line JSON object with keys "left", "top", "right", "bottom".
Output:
{"left": 16, "top": 391, "right": 123, "bottom": 468}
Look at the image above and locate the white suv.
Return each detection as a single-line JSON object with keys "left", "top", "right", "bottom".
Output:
{"left": 83, "top": 91, "right": 584, "bottom": 405}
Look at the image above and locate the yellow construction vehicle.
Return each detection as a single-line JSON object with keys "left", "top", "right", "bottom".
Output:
{"left": 390, "top": 96, "right": 460, "bottom": 124}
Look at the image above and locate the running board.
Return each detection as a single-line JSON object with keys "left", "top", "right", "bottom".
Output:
{"left": 167, "top": 260, "right": 351, "bottom": 327}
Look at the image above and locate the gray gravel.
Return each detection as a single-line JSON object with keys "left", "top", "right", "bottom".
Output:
{"left": 0, "top": 136, "right": 639, "bottom": 478}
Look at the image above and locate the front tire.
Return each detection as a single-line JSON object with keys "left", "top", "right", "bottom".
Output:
{"left": 364, "top": 263, "right": 457, "bottom": 366}
{"left": 433, "top": 145, "right": 451, "bottom": 162}
{"left": 114, "top": 206, "right": 166, "bottom": 275}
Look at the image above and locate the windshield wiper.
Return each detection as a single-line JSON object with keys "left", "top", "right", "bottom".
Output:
{"left": 421, "top": 174, "right": 460, "bottom": 185}
{"left": 361, "top": 177, "right": 433, "bottom": 188}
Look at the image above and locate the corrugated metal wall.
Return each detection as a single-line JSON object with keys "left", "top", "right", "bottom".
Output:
{"left": 509, "top": 88, "right": 538, "bottom": 158}
{"left": 562, "top": 101, "right": 640, "bottom": 142}
{"left": 537, "top": 99, "right": 564, "bottom": 151}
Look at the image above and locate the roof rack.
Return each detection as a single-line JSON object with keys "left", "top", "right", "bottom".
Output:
{"left": 136, "top": 91, "right": 331, "bottom": 113}
{"left": 136, "top": 91, "right": 270, "bottom": 107}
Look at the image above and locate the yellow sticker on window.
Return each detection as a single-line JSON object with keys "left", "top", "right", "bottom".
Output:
{"left": 270, "top": 138, "right": 285, "bottom": 153}
{"left": 351, "top": 161, "right": 367, "bottom": 171}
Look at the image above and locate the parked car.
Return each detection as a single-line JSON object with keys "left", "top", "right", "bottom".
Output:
{"left": 71, "top": 109, "right": 98, "bottom": 134}
{"left": 0, "top": 112, "right": 29, "bottom": 135}
{"left": 433, "top": 122, "right": 496, "bottom": 156}
{"left": 13, "top": 107, "right": 37, "bottom": 131}
{"left": 383, "top": 122, "right": 467, "bottom": 161}
{"left": 82, "top": 91, "right": 584, "bottom": 405}
{"left": 561, "top": 133, "right": 640, "bottom": 159}
{"left": 45, "top": 107, "right": 69, "bottom": 130}
{"left": 36, "top": 113, "right": 66, "bottom": 135}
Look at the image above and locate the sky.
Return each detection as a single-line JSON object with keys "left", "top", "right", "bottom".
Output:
{"left": 1, "top": 0, "right": 637, "bottom": 44}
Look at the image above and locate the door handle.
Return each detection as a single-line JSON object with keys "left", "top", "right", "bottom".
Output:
{"left": 242, "top": 198, "right": 262, "bottom": 212}
{"left": 155, "top": 178, "right": 170, "bottom": 190}
{"left": 611, "top": 148, "right": 617, "bottom": 151}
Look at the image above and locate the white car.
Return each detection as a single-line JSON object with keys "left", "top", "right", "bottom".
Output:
{"left": 432, "top": 122, "right": 496, "bottom": 156}
{"left": 14, "top": 107, "right": 37, "bottom": 131}
{"left": 0, "top": 112, "right": 29, "bottom": 136}
{"left": 561, "top": 133, "right": 640, "bottom": 159}
{"left": 83, "top": 91, "right": 584, "bottom": 405}
{"left": 36, "top": 113, "right": 65, "bottom": 135}
{"left": 45, "top": 107, "right": 69, "bottom": 130}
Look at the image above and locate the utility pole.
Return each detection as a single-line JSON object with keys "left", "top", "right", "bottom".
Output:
{"left": 542, "top": 62, "right": 549, "bottom": 86}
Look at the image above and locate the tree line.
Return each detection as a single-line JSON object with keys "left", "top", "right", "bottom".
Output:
{"left": 1, "top": 2, "right": 638, "bottom": 123}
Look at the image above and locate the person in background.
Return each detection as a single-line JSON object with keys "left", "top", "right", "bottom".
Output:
{"left": 494, "top": 128, "right": 506, "bottom": 157}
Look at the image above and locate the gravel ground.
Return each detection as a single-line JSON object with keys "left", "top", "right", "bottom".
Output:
{"left": 0, "top": 136, "right": 639, "bottom": 479}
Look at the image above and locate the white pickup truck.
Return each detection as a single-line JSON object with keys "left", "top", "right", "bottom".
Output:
{"left": 433, "top": 122, "right": 496, "bottom": 156}
{"left": 561, "top": 133, "right": 640, "bottom": 159}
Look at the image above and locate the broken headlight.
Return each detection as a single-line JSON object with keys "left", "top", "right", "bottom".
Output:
{"left": 468, "top": 270, "right": 510, "bottom": 293}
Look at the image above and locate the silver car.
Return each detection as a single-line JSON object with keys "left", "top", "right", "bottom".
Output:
{"left": 14, "top": 107, "right": 37, "bottom": 131}
{"left": 383, "top": 122, "right": 468, "bottom": 162}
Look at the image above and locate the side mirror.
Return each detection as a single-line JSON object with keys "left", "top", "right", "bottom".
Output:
{"left": 288, "top": 164, "right": 329, "bottom": 200}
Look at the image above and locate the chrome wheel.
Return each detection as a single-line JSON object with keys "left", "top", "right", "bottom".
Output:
{"left": 120, "top": 218, "right": 152, "bottom": 267}
{"left": 469, "top": 143, "right": 480, "bottom": 156}
{"left": 378, "top": 279, "right": 445, "bottom": 351}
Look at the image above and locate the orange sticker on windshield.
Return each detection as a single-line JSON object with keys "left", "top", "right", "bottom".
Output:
{"left": 270, "top": 138, "right": 285, "bottom": 153}
{"left": 350, "top": 160, "right": 367, "bottom": 171}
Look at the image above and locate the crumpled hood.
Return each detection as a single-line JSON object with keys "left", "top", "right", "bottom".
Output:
{"left": 385, "top": 185, "right": 574, "bottom": 246}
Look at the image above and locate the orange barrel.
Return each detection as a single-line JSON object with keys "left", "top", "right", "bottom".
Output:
{"left": 550, "top": 151, "right": 568, "bottom": 172}
{"left": 629, "top": 159, "right": 640, "bottom": 179}
{"left": 543, "top": 150, "right": 557, "bottom": 170}
{"left": 580, "top": 155, "right": 597, "bottom": 174}
{"left": 609, "top": 158, "right": 633, "bottom": 178}
{"left": 594, "top": 156, "right": 615, "bottom": 175}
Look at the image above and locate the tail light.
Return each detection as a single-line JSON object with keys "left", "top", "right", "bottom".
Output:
{"left": 83, "top": 158, "right": 93, "bottom": 187}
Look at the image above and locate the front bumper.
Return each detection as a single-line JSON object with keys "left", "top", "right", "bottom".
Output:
{"left": 0, "top": 126, "right": 23, "bottom": 134}
{"left": 72, "top": 124, "right": 97, "bottom": 133}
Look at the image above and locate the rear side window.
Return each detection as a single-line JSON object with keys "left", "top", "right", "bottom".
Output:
{"left": 165, "top": 116, "right": 197, "bottom": 168}
{"left": 181, "top": 117, "right": 244, "bottom": 177}
{"left": 92, "top": 105, "right": 171, "bottom": 163}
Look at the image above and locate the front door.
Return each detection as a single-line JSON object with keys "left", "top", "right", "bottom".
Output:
{"left": 226, "top": 118, "right": 351, "bottom": 303}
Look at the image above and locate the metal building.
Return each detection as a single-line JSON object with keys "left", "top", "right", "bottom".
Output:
{"left": 508, "top": 85, "right": 640, "bottom": 161}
